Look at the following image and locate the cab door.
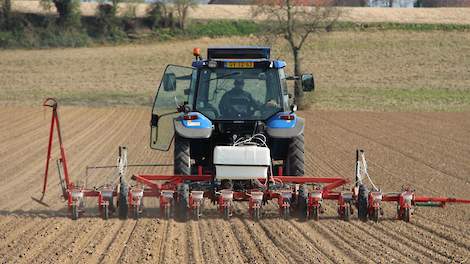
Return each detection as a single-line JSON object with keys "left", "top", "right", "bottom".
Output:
{"left": 150, "top": 65, "right": 196, "bottom": 150}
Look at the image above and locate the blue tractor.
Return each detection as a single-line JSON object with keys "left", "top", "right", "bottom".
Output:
{"left": 150, "top": 47, "right": 315, "bottom": 186}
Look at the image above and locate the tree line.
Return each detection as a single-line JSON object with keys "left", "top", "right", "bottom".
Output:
{"left": 0, "top": 0, "right": 198, "bottom": 33}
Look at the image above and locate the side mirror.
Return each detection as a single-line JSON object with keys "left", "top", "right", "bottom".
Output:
{"left": 163, "top": 73, "right": 177, "bottom": 91}
{"left": 301, "top": 74, "right": 315, "bottom": 92}
{"left": 290, "top": 104, "right": 298, "bottom": 113}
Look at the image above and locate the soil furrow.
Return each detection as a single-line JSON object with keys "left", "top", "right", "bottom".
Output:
{"left": 229, "top": 218, "right": 267, "bottom": 263}
{"left": 186, "top": 220, "right": 204, "bottom": 264}
{"left": 258, "top": 217, "right": 336, "bottom": 263}
{"left": 288, "top": 220, "right": 353, "bottom": 263}
{"left": 30, "top": 220, "right": 106, "bottom": 264}
{"left": 14, "top": 219, "right": 81, "bottom": 264}
{"left": 0, "top": 218, "right": 56, "bottom": 260}
{"left": 239, "top": 217, "right": 292, "bottom": 263}
{"left": 157, "top": 220, "right": 171, "bottom": 264}
{"left": 116, "top": 220, "right": 140, "bottom": 263}
{"left": 309, "top": 221, "right": 373, "bottom": 263}
{"left": 66, "top": 220, "right": 120, "bottom": 264}
{"left": 210, "top": 217, "right": 247, "bottom": 263}
{"left": 376, "top": 222, "right": 456, "bottom": 262}
{"left": 348, "top": 221, "right": 426, "bottom": 263}
{"left": 317, "top": 115, "right": 468, "bottom": 182}
{"left": 97, "top": 220, "right": 139, "bottom": 263}
{"left": 77, "top": 220, "right": 126, "bottom": 264}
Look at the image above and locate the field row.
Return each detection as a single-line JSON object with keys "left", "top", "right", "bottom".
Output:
{"left": 0, "top": 107, "right": 468, "bottom": 263}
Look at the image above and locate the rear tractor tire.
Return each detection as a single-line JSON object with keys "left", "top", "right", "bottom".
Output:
{"left": 286, "top": 133, "right": 305, "bottom": 176}
{"left": 174, "top": 135, "right": 191, "bottom": 176}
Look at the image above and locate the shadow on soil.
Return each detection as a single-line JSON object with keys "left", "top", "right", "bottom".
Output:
{"left": 0, "top": 207, "right": 401, "bottom": 223}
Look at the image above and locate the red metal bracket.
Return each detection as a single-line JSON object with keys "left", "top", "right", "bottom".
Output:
{"left": 42, "top": 98, "right": 72, "bottom": 199}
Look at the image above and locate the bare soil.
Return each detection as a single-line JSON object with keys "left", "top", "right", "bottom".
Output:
{"left": 0, "top": 106, "right": 468, "bottom": 263}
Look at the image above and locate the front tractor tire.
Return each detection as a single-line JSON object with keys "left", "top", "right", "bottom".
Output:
{"left": 286, "top": 133, "right": 305, "bottom": 176}
{"left": 174, "top": 134, "right": 191, "bottom": 176}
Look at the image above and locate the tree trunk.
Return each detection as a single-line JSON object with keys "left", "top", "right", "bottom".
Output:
{"left": 53, "top": 0, "right": 77, "bottom": 26}
{"left": 1, "top": 0, "right": 12, "bottom": 28}
{"left": 293, "top": 48, "right": 304, "bottom": 109}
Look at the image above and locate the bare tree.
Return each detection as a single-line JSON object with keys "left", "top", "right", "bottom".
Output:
{"left": 252, "top": 0, "right": 340, "bottom": 107}
{"left": 40, "top": 0, "right": 81, "bottom": 27}
{"left": 0, "top": 0, "right": 12, "bottom": 29}
{"left": 174, "top": 0, "right": 197, "bottom": 31}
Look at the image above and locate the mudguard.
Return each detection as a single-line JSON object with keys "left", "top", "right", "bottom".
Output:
{"left": 174, "top": 112, "right": 213, "bottom": 139}
{"left": 266, "top": 112, "right": 304, "bottom": 138}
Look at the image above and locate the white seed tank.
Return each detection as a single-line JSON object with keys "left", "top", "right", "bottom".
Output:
{"left": 213, "top": 145, "right": 271, "bottom": 180}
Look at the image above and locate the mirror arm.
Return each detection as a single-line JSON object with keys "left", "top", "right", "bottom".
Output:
{"left": 286, "top": 76, "right": 300, "bottom": 81}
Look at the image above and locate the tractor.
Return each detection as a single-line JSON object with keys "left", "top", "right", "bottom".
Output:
{"left": 150, "top": 46, "right": 314, "bottom": 185}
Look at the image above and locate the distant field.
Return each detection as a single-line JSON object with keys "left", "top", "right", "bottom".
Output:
{"left": 1, "top": 31, "right": 469, "bottom": 111}
{"left": 11, "top": 2, "right": 470, "bottom": 25}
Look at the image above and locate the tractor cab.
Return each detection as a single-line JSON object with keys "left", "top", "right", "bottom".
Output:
{"left": 150, "top": 46, "right": 314, "bottom": 176}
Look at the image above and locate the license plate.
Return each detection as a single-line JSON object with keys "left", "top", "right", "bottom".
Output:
{"left": 226, "top": 62, "right": 254, "bottom": 68}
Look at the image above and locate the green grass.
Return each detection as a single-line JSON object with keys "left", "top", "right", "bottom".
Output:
{"left": 0, "top": 88, "right": 153, "bottom": 106}
{"left": 309, "top": 88, "right": 470, "bottom": 112}
{"left": 334, "top": 21, "right": 470, "bottom": 32}
{"left": 186, "top": 20, "right": 260, "bottom": 38}
{"left": 1, "top": 31, "right": 469, "bottom": 112}
{"left": 2, "top": 12, "right": 470, "bottom": 49}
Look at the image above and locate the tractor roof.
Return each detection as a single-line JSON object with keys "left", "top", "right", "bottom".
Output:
{"left": 192, "top": 46, "right": 286, "bottom": 69}
{"left": 207, "top": 46, "right": 270, "bottom": 60}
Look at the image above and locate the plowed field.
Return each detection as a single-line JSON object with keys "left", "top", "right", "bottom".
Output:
{"left": 0, "top": 106, "right": 469, "bottom": 263}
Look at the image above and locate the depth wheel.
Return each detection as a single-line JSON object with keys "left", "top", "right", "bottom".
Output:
{"left": 164, "top": 205, "right": 171, "bottom": 219}
{"left": 118, "top": 181, "right": 129, "bottom": 219}
{"left": 343, "top": 205, "right": 351, "bottom": 222}
{"left": 286, "top": 133, "right": 304, "bottom": 176}
{"left": 283, "top": 206, "right": 290, "bottom": 220}
{"left": 223, "top": 206, "right": 231, "bottom": 220}
{"left": 177, "top": 184, "right": 190, "bottom": 220}
{"left": 133, "top": 205, "right": 139, "bottom": 220}
{"left": 174, "top": 135, "right": 191, "bottom": 175}
{"left": 193, "top": 204, "right": 201, "bottom": 221}
{"left": 71, "top": 204, "right": 78, "bottom": 220}
{"left": 403, "top": 208, "right": 411, "bottom": 223}
{"left": 312, "top": 206, "right": 320, "bottom": 221}
{"left": 371, "top": 208, "right": 379, "bottom": 223}
{"left": 252, "top": 205, "right": 261, "bottom": 221}
{"left": 297, "top": 185, "right": 308, "bottom": 220}
{"left": 357, "top": 184, "right": 369, "bottom": 221}
{"left": 103, "top": 204, "right": 109, "bottom": 220}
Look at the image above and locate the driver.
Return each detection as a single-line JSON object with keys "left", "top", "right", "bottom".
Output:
{"left": 219, "top": 78, "right": 260, "bottom": 118}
